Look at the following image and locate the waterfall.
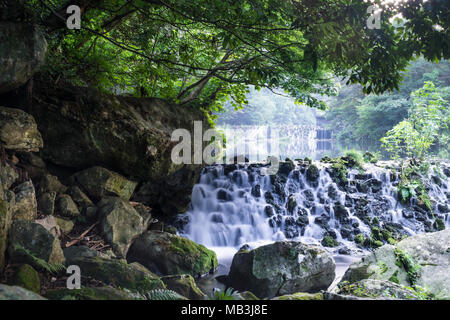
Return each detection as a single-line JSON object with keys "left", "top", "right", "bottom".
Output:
{"left": 178, "top": 161, "right": 450, "bottom": 274}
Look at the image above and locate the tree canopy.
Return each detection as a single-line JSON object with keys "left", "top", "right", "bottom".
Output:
{"left": 19, "top": 0, "right": 449, "bottom": 116}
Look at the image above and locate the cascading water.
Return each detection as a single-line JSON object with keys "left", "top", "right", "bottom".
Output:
{"left": 178, "top": 160, "right": 450, "bottom": 281}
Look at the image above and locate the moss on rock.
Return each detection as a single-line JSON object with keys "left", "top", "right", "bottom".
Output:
{"left": 11, "top": 264, "right": 40, "bottom": 293}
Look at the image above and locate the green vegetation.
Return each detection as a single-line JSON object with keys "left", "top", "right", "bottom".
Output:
{"left": 381, "top": 82, "right": 449, "bottom": 159}
{"left": 321, "top": 236, "right": 339, "bottom": 248}
{"left": 210, "top": 287, "right": 241, "bottom": 300}
{"left": 146, "top": 289, "right": 188, "bottom": 300}
{"left": 17, "top": 0, "right": 447, "bottom": 123}
{"left": 325, "top": 59, "right": 450, "bottom": 158}
{"left": 394, "top": 248, "right": 421, "bottom": 288}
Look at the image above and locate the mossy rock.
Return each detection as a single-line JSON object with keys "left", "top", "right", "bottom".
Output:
{"left": 68, "top": 256, "right": 165, "bottom": 293}
{"left": 321, "top": 236, "right": 339, "bottom": 247}
{"left": 161, "top": 274, "right": 206, "bottom": 300}
{"left": 11, "top": 264, "right": 41, "bottom": 293}
{"left": 45, "top": 286, "right": 141, "bottom": 300}
{"left": 306, "top": 164, "right": 320, "bottom": 182}
{"left": 272, "top": 292, "right": 323, "bottom": 300}
{"left": 127, "top": 231, "right": 218, "bottom": 277}
{"left": 0, "top": 198, "right": 11, "bottom": 271}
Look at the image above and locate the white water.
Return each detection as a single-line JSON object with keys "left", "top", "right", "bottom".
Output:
{"left": 180, "top": 161, "right": 450, "bottom": 278}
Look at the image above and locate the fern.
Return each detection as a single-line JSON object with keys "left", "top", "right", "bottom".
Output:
{"left": 146, "top": 289, "right": 188, "bottom": 300}
{"left": 210, "top": 287, "right": 242, "bottom": 300}
{"left": 12, "top": 244, "right": 66, "bottom": 274}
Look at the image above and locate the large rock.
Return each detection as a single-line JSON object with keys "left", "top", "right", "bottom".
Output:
{"left": 98, "top": 197, "right": 149, "bottom": 258}
{"left": 7, "top": 220, "right": 65, "bottom": 268}
{"left": 337, "top": 279, "right": 427, "bottom": 300}
{"left": 71, "top": 167, "right": 137, "bottom": 201}
{"left": 67, "top": 256, "right": 165, "bottom": 293}
{"left": 0, "top": 284, "right": 46, "bottom": 300}
{"left": 6, "top": 81, "right": 206, "bottom": 215}
{"left": 0, "top": 199, "right": 11, "bottom": 271}
{"left": 341, "top": 229, "right": 450, "bottom": 299}
{"left": 12, "top": 181, "right": 37, "bottom": 221}
{"left": 228, "top": 241, "right": 336, "bottom": 298}
{"left": 55, "top": 194, "right": 79, "bottom": 218}
{"left": 0, "top": 107, "right": 43, "bottom": 151}
{"left": 127, "top": 231, "right": 218, "bottom": 277}
{"left": 45, "top": 286, "right": 140, "bottom": 300}
{"left": 0, "top": 22, "right": 47, "bottom": 94}
{"left": 161, "top": 274, "right": 206, "bottom": 300}
{"left": 11, "top": 264, "right": 41, "bottom": 293}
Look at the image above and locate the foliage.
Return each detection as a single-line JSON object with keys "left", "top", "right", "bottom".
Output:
{"left": 363, "top": 151, "right": 380, "bottom": 163}
{"left": 325, "top": 59, "right": 450, "bottom": 156}
{"left": 381, "top": 82, "right": 449, "bottom": 159}
{"left": 146, "top": 289, "right": 188, "bottom": 300}
{"left": 11, "top": 244, "right": 65, "bottom": 274}
{"left": 210, "top": 287, "right": 241, "bottom": 300}
{"left": 19, "top": 0, "right": 449, "bottom": 115}
{"left": 394, "top": 248, "right": 421, "bottom": 288}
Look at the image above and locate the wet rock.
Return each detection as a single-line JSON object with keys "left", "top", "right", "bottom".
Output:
{"left": 71, "top": 166, "right": 137, "bottom": 201}
{"left": 341, "top": 229, "right": 450, "bottom": 299}
{"left": 264, "top": 205, "right": 275, "bottom": 217}
{"left": 251, "top": 184, "right": 262, "bottom": 198}
{"left": 306, "top": 165, "right": 320, "bottom": 187}
{"left": 37, "top": 174, "right": 67, "bottom": 195}
{"left": 55, "top": 194, "right": 79, "bottom": 218}
{"left": 0, "top": 107, "right": 43, "bottom": 152}
{"left": 228, "top": 241, "right": 335, "bottom": 298}
{"left": 278, "top": 161, "right": 295, "bottom": 176}
{"left": 13, "top": 181, "right": 37, "bottom": 221}
{"left": 217, "top": 189, "right": 232, "bottom": 201}
{"left": 0, "top": 284, "right": 46, "bottom": 300}
{"left": 11, "top": 264, "right": 40, "bottom": 293}
{"left": 286, "top": 194, "right": 297, "bottom": 214}
{"left": 161, "top": 274, "right": 206, "bottom": 300}
{"left": 67, "top": 256, "right": 165, "bottom": 293}
{"left": 37, "top": 192, "right": 56, "bottom": 216}
{"left": 127, "top": 231, "right": 218, "bottom": 277}
{"left": 7, "top": 220, "right": 65, "bottom": 267}
{"left": 333, "top": 204, "right": 349, "bottom": 223}
{"left": 338, "top": 279, "right": 426, "bottom": 300}
{"left": 98, "top": 197, "right": 149, "bottom": 258}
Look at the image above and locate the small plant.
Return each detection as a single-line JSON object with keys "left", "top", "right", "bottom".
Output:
{"left": 342, "top": 149, "right": 365, "bottom": 169}
{"left": 146, "top": 289, "right": 187, "bottom": 300}
{"left": 394, "top": 248, "right": 421, "bottom": 287}
{"left": 363, "top": 151, "right": 380, "bottom": 163}
{"left": 210, "top": 287, "right": 242, "bottom": 300}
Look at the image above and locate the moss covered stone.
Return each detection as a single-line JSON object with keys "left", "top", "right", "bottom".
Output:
{"left": 0, "top": 198, "right": 11, "bottom": 271}
{"left": 68, "top": 256, "right": 165, "bottom": 293}
{"left": 127, "top": 231, "right": 218, "bottom": 277}
{"left": 161, "top": 274, "right": 206, "bottom": 300}
{"left": 321, "top": 236, "right": 339, "bottom": 247}
{"left": 11, "top": 264, "right": 40, "bottom": 293}
{"left": 272, "top": 292, "right": 323, "bottom": 300}
{"left": 45, "top": 286, "right": 140, "bottom": 300}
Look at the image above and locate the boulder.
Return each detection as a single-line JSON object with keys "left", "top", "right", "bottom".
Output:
{"left": 35, "top": 215, "right": 60, "bottom": 237}
{"left": 66, "top": 186, "right": 97, "bottom": 220}
{"left": 37, "top": 174, "right": 67, "bottom": 195}
{"left": 228, "top": 241, "right": 335, "bottom": 298}
{"left": 0, "top": 162, "right": 19, "bottom": 191}
{"left": 0, "top": 107, "right": 43, "bottom": 152}
{"left": 55, "top": 217, "right": 74, "bottom": 234}
{"left": 0, "top": 199, "right": 12, "bottom": 271}
{"left": 37, "top": 192, "right": 56, "bottom": 216}
{"left": 0, "top": 284, "right": 46, "bottom": 300}
{"left": 127, "top": 231, "right": 218, "bottom": 277}
{"left": 8, "top": 81, "right": 206, "bottom": 216}
{"left": 67, "top": 256, "right": 165, "bottom": 293}
{"left": 337, "top": 279, "right": 426, "bottom": 300}
{"left": 55, "top": 194, "right": 79, "bottom": 218}
{"left": 272, "top": 292, "right": 323, "bottom": 300}
{"left": 340, "top": 229, "right": 450, "bottom": 299}
{"left": 11, "top": 264, "right": 40, "bottom": 293}
{"left": 7, "top": 220, "right": 65, "bottom": 268}
{"left": 12, "top": 181, "right": 37, "bottom": 221}
{"left": 161, "top": 274, "right": 206, "bottom": 300}
{"left": 0, "top": 21, "right": 47, "bottom": 94}
{"left": 98, "top": 197, "right": 149, "bottom": 258}
{"left": 45, "top": 286, "right": 140, "bottom": 300}
{"left": 63, "top": 245, "right": 109, "bottom": 263}
{"left": 71, "top": 166, "right": 137, "bottom": 201}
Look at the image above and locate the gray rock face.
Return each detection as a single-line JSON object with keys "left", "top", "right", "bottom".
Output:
{"left": 341, "top": 229, "right": 450, "bottom": 299}
{"left": 72, "top": 167, "right": 137, "bottom": 201}
{"left": 0, "top": 284, "right": 46, "bottom": 300}
{"left": 98, "top": 197, "right": 149, "bottom": 258}
{"left": 0, "top": 107, "right": 43, "bottom": 152}
{"left": 7, "top": 220, "right": 65, "bottom": 267}
{"left": 12, "top": 181, "right": 37, "bottom": 221}
{"left": 228, "top": 241, "right": 336, "bottom": 298}
{"left": 0, "top": 22, "right": 47, "bottom": 94}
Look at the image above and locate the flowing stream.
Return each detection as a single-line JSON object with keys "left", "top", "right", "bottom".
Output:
{"left": 179, "top": 161, "right": 450, "bottom": 288}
